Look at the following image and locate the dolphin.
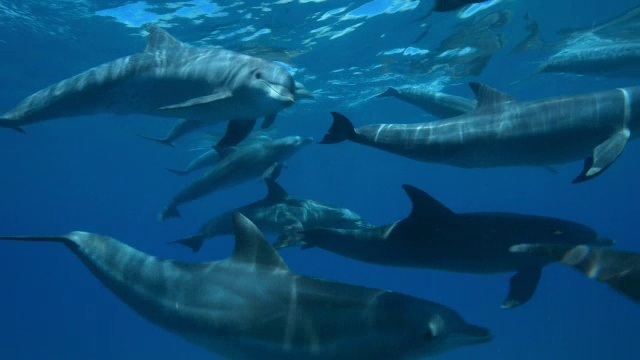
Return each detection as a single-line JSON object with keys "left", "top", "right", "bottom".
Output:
{"left": 510, "top": 244, "right": 640, "bottom": 304}
{"left": 172, "top": 178, "right": 371, "bottom": 252}
{"left": 538, "top": 41, "right": 640, "bottom": 78}
{"left": 0, "top": 26, "right": 296, "bottom": 147}
{"left": 0, "top": 213, "right": 492, "bottom": 359}
{"left": 138, "top": 81, "right": 314, "bottom": 147}
{"left": 159, "top": 135, "right": 312, "bottom": 221}
{"left": 294, "top": 185, "right": 612, "bottom": 309}
{"left": 376, "top": 87, "right": 477, "bottom": 118}
{"left": 322, "top": 83, "right": 640, "bottom": 183}
{"left": 433, "top": 0, "right": 488, "bottom": 12}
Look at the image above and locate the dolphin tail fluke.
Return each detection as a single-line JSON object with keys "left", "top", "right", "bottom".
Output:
{"left": 166, "top": 168, "right": 189, "bottom": 176}
{"left": 137, "top": 133, "right": 174, "bottom": 147}
{"left": 159, "top": 206, "right": 181, "bottom": 221}
{"left": 501, "top": 267, "right": 542, "bottom": 309}
{"left": 375, "top": 87, "right": 400, "bottom": 98}
{"left": 320, "top": 112, "right": 357, "bottom": 144}
{"left": 168, "top": 234, "right": 206, "bottom": 253}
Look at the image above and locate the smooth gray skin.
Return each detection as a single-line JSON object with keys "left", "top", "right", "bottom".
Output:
{"left": 172, "top": 178, "right": 371, "bottom": 252}
{"left": 0, "top": 26, "right": 295, "bottom": 132}
{"left": 376, "top": 87, "right": 477, "bottom": 119}
{"left": 298, "top": 185, "right": 612, "bottom": 308}
{"left": 0, "top": 214, "right": 492, "bottom": 359}
{"left": 538, "top": 42, "right": 640, "bottom": 78}
{"left": 510, "top": 244, "right": 640, "bottom": 304}
{"left": 159, "top": 136, "right": 313, "bottom": 220}
{"left": 324, "top": 82, "right": 640, "bottom": 183}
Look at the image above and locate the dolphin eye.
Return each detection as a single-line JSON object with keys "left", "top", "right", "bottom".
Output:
{"left": 255, "top": 71, "right": 262, "bottom": 79}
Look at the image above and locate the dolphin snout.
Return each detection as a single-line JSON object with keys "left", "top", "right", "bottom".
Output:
{"left": 265, "top": 82, "right": 295, "bottom": 105}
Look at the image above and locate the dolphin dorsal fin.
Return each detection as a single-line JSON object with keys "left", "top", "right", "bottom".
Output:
{"left": 230, "top": 213, "right": 289, "bottom": 271}
{"left": 265, "top": 179, "right": 288, "bottom": 202}
{"left": 469, "top": 82, "right": 515, "bottom": 109}
{"left": 401, "top": 184, "right": 455, "bottom": 221}
{"left": 145, "top": 25, "right": 186, "bottom": 52}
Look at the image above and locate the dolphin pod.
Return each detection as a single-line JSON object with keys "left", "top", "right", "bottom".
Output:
{"left": 323, "top": 83, "right": 640, "bottom": 183}
{"left": 0, "top": 214, "right": 491, "bottom": 359}
{"left": 0, "top": 26, "right": 297, "bottom": 147}
{"left": 293, "top": 184, "right": 612, "bottom": 309}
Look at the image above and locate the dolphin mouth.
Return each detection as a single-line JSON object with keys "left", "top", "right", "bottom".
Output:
{"left": 263, "top": 81, "right": 295, "bottom": 105}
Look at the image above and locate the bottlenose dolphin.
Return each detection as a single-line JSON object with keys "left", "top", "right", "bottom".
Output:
{"left": 376, "top": 87, "right": 476, "bottom": 118}
{"left": 159, "top": 136, "right": 312, "bottom": 220}
{"left": 0, "top": 214, "right": 492, "bottom": 359}
{"left": 172, "top": 178, "right": 371, "bottom": 252}
{"left": 322, "top": 83, "right": 640, "bottom": 183}
{"left": 0, "top": 26, "right": 296, "bottom": 147}
{"left": 139, "top": 81, "right": 314, "bottom": 147}
{"left": 295, "top": 185, "right": 612, "bottom": 308}
{"left": 510, "top": 244, "right": 640, "bottom": 304}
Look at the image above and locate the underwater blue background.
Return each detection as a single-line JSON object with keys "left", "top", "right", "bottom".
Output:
{"left": 1, "top": 0, "right": 639, "bottom": 359}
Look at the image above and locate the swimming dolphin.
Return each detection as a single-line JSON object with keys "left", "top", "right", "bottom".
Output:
{"left": 322, "top": 83, "right": 640, "bottom": 183}
{"left": 510, "top": 244, "right": 640, "bottom": 304}
{"left": 295, "top": 185, "right": 612, "bottom": 309}
{"left": 376, "top": 87, "right": 477, "bottom": 118}
{"left": 172, "top": 178, "right": 371, "bottom": 252}
{"left": 0, "top": 26, "right": 296, "bottom": 147}
{"left": 138, "top": 81, "right": 314, "bottom": 147}
{"left": 159, "top": 135, "right": 312, "bottom": 220}
{"left": 0, "top": 213, "right": 492, "bottom": 359}
{"left": 538, "top": 41, "right": 640, "bottom": 78}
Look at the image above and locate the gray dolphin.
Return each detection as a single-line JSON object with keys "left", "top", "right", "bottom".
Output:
{"left": 139, "top": 81, "right": 314, "bottom": 147}
{"left": 172, "top": 178, "right": 371, "bottom": 252}
{"left": 295, "top": 185, "right": 612, "bottom": 309}
{"left": 510, "top": 244, "right": 640, "bottom": 304}
{"left": 159, "top": 135, "right": 312, "bottom": 220}
{"left": 376, "top": 87, "right": 477, "bottom": 118}
{"left": 0, "top": 26, "right": 296, "bottom": 147}
{"left": 0, "top": 213, "right": 492, "bottom": 359}
{"left": 322, "top": 83, "right": 640, "bottom": 183}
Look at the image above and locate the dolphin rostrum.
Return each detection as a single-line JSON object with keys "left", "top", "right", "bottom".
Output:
{"left": 172, "top": 178, "right": 371, "bottom": 252}
{"left": 510, "top": 243, "right": 640, "bottom": 304}
{"left": 0, "top": 213, "right": 492, "bottom": 359}
{"left": 295, "top": 185, "right": 612, "bottom": 309}
{"left": 159, "top": 135, "right": 312, "bottom": 220}
{"left": 322, "top": 83, "right": 640, "bottom": 183}
{"left": 376, "top": 87, "right": 477, "bottom": 118}
{"left": 0, "top": 26, "right": 296, "bottom": 147}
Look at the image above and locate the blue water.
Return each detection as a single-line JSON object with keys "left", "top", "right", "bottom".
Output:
{"left": 1, "top": 0, "right": 639, "bottom": 359}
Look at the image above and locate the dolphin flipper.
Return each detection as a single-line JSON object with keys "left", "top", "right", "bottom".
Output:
{"left": 159, "top": 91, "right": 233, "bottom": 111}
{"left": 262, "top": 113, "right": 277, "bottom": 129}
{"left": 501, "top": 267, "right": 542, "bottom": 309}
{"left": 216, "top": 119, "right": 257, "bottom": 148}
{"left": 573, "top": 129, "right": 630, "bottom": 183}
{"left": 168, "top": 234, "right": 206, "bottom": 253}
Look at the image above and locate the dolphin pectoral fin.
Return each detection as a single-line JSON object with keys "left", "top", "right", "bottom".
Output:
{"left": 138, "top": 133, "right": 175, "bottom": 146}
{"left": 572, "top": 129, "right": 630, "bottom": 184}
{"left": 168, "top": 234, "right": 206, "bottom": 253}
{"left": 262, "top": 162, "right": 284, "bottom": 182}
{"left": 501, "top": 267, "right": 542, "bottom": 309}
{"left": 166, "top": 167, "right": 189, "bottom": 176}
{"left": 261, "top": 113, "right": 277, "bottom": 129}
{"left": 215, "top": 119, "right": 257, "bottom": 148}
{"left": 159, "top": 91, "right": 234, "bottom": 111}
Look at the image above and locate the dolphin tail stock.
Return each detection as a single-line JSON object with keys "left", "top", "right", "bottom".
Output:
{"left": 168, "top": 234, "right": 206, "bottom": 253}
{"left": 375, "top": 87, "right": 400, "bottom": 98}
{"left": 158, "top": 205, "right": 181, "bottom": 221}
{"left": 137, "top": 133, "right": 175, "bottom": 147}
{"left": 166, "top": 167, "right": 189, "bottom": 176}
{"left": 320, "top": 112, "right": 357, "bottom": 144}
{"left": 0, "top": 118, "right": 26, "bottom": 134}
